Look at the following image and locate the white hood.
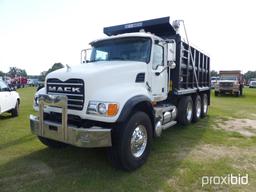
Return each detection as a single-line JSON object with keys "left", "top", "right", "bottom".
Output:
{"left": 47, "top": 61, "right": 147, "bottom": 82}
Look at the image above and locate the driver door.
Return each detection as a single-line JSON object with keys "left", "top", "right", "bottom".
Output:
{"left": 0, "top": 81, "right": 9, "bottom": 113}
{"left": 150, "top": 43, "right": 168, "bottom": 101}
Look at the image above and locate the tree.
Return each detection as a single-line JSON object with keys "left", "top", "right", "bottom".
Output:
{"left": 0, "top": 70, "right": 5, "bottom": 77}
{"left": 39, "top": 71, "right": 47, "bottom": 81}
{"left": 7, "top": 67, "right": 27, "bottom": 77}
{"left": 210, "top": 70, "right": 218, "bottom": 77}
{"left": 39, "top": 63, "right": 65, "bottom": 81}
{"left": 46, "top": 62, "right": 64, "bottom": 76}
{"left": 244, "top": 71, "right": 256, "bottom": 82}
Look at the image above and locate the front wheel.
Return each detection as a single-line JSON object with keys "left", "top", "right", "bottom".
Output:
{"left": 107, "top": 111, "right": 152, "bottom": 171}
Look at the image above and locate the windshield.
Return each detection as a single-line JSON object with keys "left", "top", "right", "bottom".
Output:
{"left": 90, "top": 37, "right": 151, "bottom": 63}
{"left": 220, "top": 76, "right": 237, "bottom": 81}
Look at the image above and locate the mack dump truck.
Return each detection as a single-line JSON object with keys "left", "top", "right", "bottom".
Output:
{"left": 215, "top": 70, "right": 243, "bottom": 96}
{"left": 30, "top": 17, "right": 210, "bottom": 170}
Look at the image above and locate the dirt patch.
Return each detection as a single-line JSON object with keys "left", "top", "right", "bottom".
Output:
{"left": 175, "top": 144, "right": 256, "bottom": 170}
{"left": 215, "top": 118, "right": 256, "bottom": 137}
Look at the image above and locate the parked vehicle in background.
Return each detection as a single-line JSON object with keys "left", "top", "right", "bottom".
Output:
{"left": 30, "top": 17, "right": 210, "bottom": 170}
{"left": 211, "top": 76, "right": 219, "bottom": 89}
{"left": 248, "top": 78, "right": 256, "bottom": 86}
{"left": 0, "top": 79, "right": 20, "bottom": 117}
{"left": 249, "top": 81, "right": 256, "bottom": 88}
{"left": 215, "top": 70, "right": 243, "bottom": 96}
{"left": 28, "top": 79, "right": 39, "bottom": 87}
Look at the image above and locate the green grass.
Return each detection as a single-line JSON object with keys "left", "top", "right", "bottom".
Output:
{"left": 0, "top": 87, "right": 256, "bottom": 192}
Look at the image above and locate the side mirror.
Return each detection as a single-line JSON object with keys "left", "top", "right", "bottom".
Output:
{"left": 81, "top": 48, "right": 91, "bottom": 64}
{"left": 168, "top": 62, "right": 176, "bottom": 69}
{"left": 167, "top": 40, "right": 176, "bottom": 69}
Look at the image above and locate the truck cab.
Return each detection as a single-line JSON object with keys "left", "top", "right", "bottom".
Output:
{"left": 30, "top": 17, "right": 210, "bottom": 170}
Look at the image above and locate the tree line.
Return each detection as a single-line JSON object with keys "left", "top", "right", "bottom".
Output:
{"left": 0, "top": 63, "right": 64, "bottom": 81}
{"left": 1, "top": 66, "right": 256, "bottom": 82}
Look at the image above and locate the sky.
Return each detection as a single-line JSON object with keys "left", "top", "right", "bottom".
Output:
{"left": 0, "top": 0, "right": 256, "bottom": 75}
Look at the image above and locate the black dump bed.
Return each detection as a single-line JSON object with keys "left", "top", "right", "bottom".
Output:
{"left": 170, "top": 35, "right": 210, "bottom": 96}
{"left": 104, "top": 17, "right": 210, "bottom": 96}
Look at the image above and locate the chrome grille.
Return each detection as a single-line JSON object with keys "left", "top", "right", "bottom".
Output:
{"left": 219, "top": 82, "right": 233, "bottom": 87}
{"left": 46, "top": 78, "right": 84, "bottom": 110}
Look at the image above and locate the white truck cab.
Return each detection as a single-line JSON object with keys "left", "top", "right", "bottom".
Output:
{"left": 0, "top": 80, "right": 20, "bottom": 117}
{"left": 30, "top": 17, "right": 210, "bottom": 171}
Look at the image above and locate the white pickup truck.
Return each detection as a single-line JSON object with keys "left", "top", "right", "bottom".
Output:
{"left": 0, "top": 79, "right": 20, "bottom": 117}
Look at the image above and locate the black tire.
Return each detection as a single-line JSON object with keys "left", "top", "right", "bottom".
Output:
{"left": 192, "top": 95, "right": 201, "bottom": 123}
{"left": 177, "top": 96, "right": 193, "bottom": 125}
{"left": 214, "top": 91, "right": 219, "bottom": 96}
{"left": 235, "top": 91, "right": 240, "bottom": 97}
{"left": 201, "top": 94, "right": 208, "bottom": 118}
{"left": 11, "top": 100, "right": 19, "bottom": 117}
{"left": 107, "top": 111, "right": 153, "bottom": 171}
{"left": 38, "top": 136, "right": 68, "bottom": 148}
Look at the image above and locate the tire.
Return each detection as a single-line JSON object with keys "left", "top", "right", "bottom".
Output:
{"left": 11, "top": 100, "right": 19, "bottom": 117}
{"left": 107, "top": 111, "right": 153, "bottom": 171}
{"left": 214, "top": 91, "right": 219, "bottom": 96}
{"left": 235, "top": 91, "right": 240, "bottom": 97}
{"left": 201, "top": 94, "right": 208, "bottom": 118}
{"left": 177, "top": 96, "right": 193, "bottom": 125}
{"left": 192, "top": 95, "right": 201, "bottom": 122}
{"left": 38, "top": 136, "right": 68, "bottom": 148}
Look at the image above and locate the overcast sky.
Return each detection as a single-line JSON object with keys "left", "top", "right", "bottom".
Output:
{"left": 0, "top": 0, "right": 255, "bottom": 75}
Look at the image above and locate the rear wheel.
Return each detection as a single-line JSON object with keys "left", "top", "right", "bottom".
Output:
{"left": 192, "top": 95, "right": 201, "bottom": 122}
{"left": 11, "top": 100, "right": 19, "bottom": 117}
{"left": 107, "top": 111, "right": 152, "bottom": 171}
{"left": 201, "top": 94, "right": 208, "bottom": 118}
{"left": 38, "top": 136, "right": 68, "bottom": 148}
{"left": 177, "top": 96, "right": 193, "bottom": 125}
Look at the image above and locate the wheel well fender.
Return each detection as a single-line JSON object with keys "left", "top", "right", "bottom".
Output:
{"left": 117, "top": 95, "right": 155, "bottom": 127}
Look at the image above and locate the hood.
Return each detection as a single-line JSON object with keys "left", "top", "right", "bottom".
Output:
{"left": 46, "top": 61, "right": 147, "bottom": 83}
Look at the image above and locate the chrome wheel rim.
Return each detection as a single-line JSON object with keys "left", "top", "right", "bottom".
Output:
{"left": 196, "top": 100, "right": 201, "bottom": 118}
{"left": 187, "top": 102, "right": 193, "bottom": 121}
{"left": 203, "top": 97, "right": 208, "bottom": 113}
{"left": 130, "top": 125, "right": 147, "bottom": 158}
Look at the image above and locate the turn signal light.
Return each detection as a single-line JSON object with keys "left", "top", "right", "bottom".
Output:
{"left": 107, "top": 104, "right": 119, "bottom": 116}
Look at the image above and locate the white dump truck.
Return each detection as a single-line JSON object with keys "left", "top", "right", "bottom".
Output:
{"left": 30, "top": 17, "right": 210, "bottom": 170}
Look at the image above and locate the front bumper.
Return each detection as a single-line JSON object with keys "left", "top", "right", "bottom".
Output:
{"left": 29, "top": 94, "right": 112, "bottom": 148}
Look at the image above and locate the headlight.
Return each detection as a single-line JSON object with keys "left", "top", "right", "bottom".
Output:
{"left": 87, "top": 101, "right": 119, "bottom": 117}
{"left": 98, "top": 103, "right": 107, "bottom": 114}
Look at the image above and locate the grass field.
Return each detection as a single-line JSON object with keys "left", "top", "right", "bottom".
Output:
{"left": 0, "top": 87, "right": 256, "bottom": 192}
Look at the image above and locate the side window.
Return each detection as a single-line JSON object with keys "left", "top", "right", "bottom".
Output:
{"left": 152, "top": 44, "right": 164, "bottom": 70}
{"left": 95, "top": 50, "right": 108, "bottom": 61}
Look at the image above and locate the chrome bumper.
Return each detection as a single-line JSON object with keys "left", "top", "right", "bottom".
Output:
{"left": 29, "top": 94, "right": 112, "bottom": 148}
